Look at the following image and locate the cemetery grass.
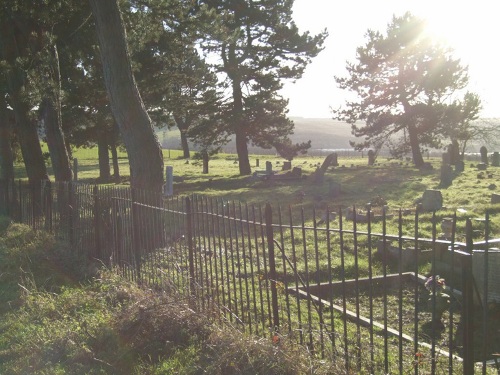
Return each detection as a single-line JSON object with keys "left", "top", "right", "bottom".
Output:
{"left": 9, "top": 149, "right": 500, "bottom": 372}
{"left": 19, "top": 147, "right": 500, "bottom": 238}
{"left": 0, "top": 221, "right": 345, "bottom": 375}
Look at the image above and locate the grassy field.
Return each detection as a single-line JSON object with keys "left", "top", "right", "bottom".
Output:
{"left": 18, "top": 142, "right": 500, "bottom": 238}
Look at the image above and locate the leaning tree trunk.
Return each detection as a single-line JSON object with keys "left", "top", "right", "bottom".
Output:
{"left": 89, "top": 0, "right": 164, "bottom": 192}
{"left": 407, "top": 124, "right": 424, "bottom": 168}
{"left": 41, "top": 44, "right": 72, "bottom": 182}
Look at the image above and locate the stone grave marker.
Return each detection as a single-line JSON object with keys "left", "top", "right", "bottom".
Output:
{"left": 492, "top": 193, "right": 500, "bottom": 204}
{"left": 266, "top": 161, "right": 273, "bottom": 175}
{"left": 421, "top": 189, "right": 443, "bottom": 211}
{"left": 492, "top": 152, "right": 500, "bottom": 167}
{"left": 480, "top": 145, "right": 488, "bottom": 165}
{"left": 282, "top": 161, "right": 292, "bottom": 171}
{"left": 440, "top": 164, "right": 453, "bottom": 187}
{"left": 472, "top": 249, "right": 500, "bottom": 305}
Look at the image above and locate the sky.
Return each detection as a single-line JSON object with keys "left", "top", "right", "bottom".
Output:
{"left": 281, "top": 0, "right": 500, "bottom": 119}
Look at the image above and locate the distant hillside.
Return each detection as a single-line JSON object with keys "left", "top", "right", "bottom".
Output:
{"left": 289, "top": 117, "right": 354, "bottom": 150}
{"left": 159, "top": 117, "right": 355, "bottom": 153}
{"left": 158, "top": 117, "right": 500, "bottom": 155}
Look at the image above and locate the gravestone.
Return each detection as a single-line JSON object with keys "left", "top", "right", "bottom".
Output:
{"left": 477, "top": 163, "right": 487, "bottom": 171}
{"left": 331, "top": 152, "right": 339, "bottom": 167}
{"left": 440, "top": 164, "right": 453, "bottom": 187}
{"left": 368, "top": 150, "right": 375, "bottom": 166}
{"left": 472, "top": 249, "right": 500, "bottom": 305}
{"left": 164, "top": 166, "right": 173, "bottom": 196}
{"left": 256, "top": 158, "right": 260, "bottom": 167}
{"left": 282, "top": 161, "right": 292, "bottom": 171}
{"left": 492, "top": 152, "right": 500, "bottom": 167}
{"left": 492, "top": 193, "right": 500, "bottom": 204}
{"left": 310, "top": 153, "right": 338, "bottom": 184}
{"left": 480, "top": 146, "right": 488, "bottom": 165}
{"left": 291, "top": 167, "right": 302, "bottom": 178}
{"left": 421, "top": 189, "right": 443, "bottom": 211}
{"left": 266, "top": 161, "right": 273, "bottom": 175}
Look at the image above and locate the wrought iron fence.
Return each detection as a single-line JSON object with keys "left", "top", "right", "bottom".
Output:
{"left": 1, "top": 179, "right": 499, "bottom": 374}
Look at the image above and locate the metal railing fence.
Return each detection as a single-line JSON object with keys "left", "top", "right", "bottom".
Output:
{"left": 1, "top": 179, "right": 498, "bottom": 374}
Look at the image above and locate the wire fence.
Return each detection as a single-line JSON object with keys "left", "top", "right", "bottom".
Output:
{"left": 1, "top": 179, "right": 499, "bottom": 374}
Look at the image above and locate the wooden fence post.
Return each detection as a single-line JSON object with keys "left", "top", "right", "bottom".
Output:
{"left": 461, "top": 218, "right": 474, "bottom": 375}
{"left": 265, "top": 203, "right": 280, "bottom": 332}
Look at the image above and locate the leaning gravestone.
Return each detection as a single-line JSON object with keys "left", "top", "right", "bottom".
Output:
{"left": 310, "top": 153, "right": 338, "bottom": 184}
{"left": 492, "top": 152, "right": 500, "bottom": 167}
{"left": 421, "top": 189, "right": 443, "bottom": 211}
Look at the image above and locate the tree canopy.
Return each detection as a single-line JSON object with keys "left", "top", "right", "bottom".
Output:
{"left": 199, "top": 0, "right": 327, "bottom": 175}
{"left": 333, "top": 12, "right": 481, "bottom": 167}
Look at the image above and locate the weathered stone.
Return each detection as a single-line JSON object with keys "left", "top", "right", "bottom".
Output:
{"left": 491, "top": 193, "right": 500, "bottom": 204}
{"left": 440, "top": 164, "right": 453, "bottom": 187}
{"left": 477, "top": 163, "right": 487, "bottom": 171}
{"left": 421, "top": 189, "right": 443, "bottom": 212}
{"left": 282, "top": 161, "right": 292, "bottom": 171}
{"left": 492, "top": 152, "right": 500, "bottom": 167}
{"left": 480, "top": 146, "right": 488, "bottom": 164}
{"left": 266, "top": 161, "right": 273, "bottom": 175}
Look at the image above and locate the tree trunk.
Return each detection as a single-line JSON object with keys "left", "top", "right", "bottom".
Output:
{"left": 97, "top": 133, "right": 111, "bottom": 182}
{"left": 173, "top": 115, "right": 190, "bottom": 159}
{"left": 89, "top": 0, "right": 164, "bottom": 192}
{"left": 407, "top": 124, "right": 424, "bottom": 167}
{"left": 110, "top": 142, "right": 120, "bottom": 183}
{"left": 180, "top": 131, "right": 190, "bottom": 159}
{"left": 1, "top": 19, "right": 49, "bottom": 184}
{"left": 0, "top": 95, "right": 14, "bottom": 182}
{"left": 41, "top": 44, "right": 72, "bottom": 182}
{"left": 231, "top": 78, "right": 251, "bottom": 175}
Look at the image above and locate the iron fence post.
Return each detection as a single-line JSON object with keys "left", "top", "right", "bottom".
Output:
{"left": 18, "top": 179, "right": 22, "bottom": 223}
{"left": 68, "top": 181, "right": 74, "bottom": 246}
{"left": 265, "top": 203, "right": 280, "bottom": 332}
{"left": 131, "top": 188, "right": 141, "bottom": 280}
{"left": 186, "top": 197, "right": 196, "bottom": 299}
{"left": 462, "top": 218, "right": 474, "bottom": 375}
{"left": 93, "top": 185, "right": 101, "bottom": 261}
